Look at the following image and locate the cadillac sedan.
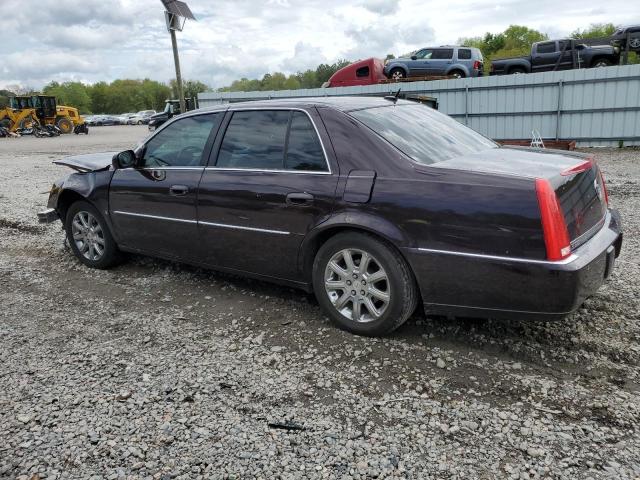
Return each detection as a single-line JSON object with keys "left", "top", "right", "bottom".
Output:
{"left": 38, "top": 97, "right": 622, "bottom": 336}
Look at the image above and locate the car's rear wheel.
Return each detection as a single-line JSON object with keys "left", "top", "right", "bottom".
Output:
{"left": 313, "top": 232, "right": 418, "bottom": 336}
{"left": 65, "top": 201, "right": 121, "bottom": 269}
{"left": 389, "top": 68, "right": 406, "bottom": 81}
{"left": 450, "top": 70, "right": 465, "bottom": 79}
{"left": 510, "top": 67, "right": 526, "bottom": 74}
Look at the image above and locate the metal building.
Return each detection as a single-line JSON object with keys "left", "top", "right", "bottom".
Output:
{"left": 199, "top": 64, "right": 640, "bottom": 147}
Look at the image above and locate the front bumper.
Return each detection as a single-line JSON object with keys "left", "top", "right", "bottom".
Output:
{"left": 404, "top": 209, "right": 623, "bottom": 320}
{"left": 38, "top": 208, "right": 59, "bottom": 224}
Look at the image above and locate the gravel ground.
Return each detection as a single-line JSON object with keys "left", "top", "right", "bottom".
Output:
{"left": 0, "top": 128, "right": 639, "bottom": 480}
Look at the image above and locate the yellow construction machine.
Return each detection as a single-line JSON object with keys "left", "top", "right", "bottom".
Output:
{"left": 0, "top": 95, "right": 88, "bottom": 134}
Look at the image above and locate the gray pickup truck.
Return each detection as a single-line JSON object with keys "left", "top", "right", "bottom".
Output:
{"left": 491, "top": 39, "right": 620, "bottom": 75}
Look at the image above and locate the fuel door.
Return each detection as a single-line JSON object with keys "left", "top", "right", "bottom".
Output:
{"left": 343, "top": 170, "right": 376, "bottom": 203}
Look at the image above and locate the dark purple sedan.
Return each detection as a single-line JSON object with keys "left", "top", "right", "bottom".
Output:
{"left": 38, "top": 97, "right": 622, "bottom": 336}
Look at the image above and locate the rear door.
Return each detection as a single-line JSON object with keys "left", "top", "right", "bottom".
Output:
{"left": 197, "top": 108, "right": 339, "bottom": 281}
{"left": 109, "top": 113, "right": 223, "bottom": 259}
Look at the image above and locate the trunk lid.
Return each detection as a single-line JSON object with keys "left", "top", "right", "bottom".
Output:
{"left": 429, "top": 147, "right": 608, "bottom": 246}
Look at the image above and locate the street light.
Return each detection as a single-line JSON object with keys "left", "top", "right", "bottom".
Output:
{"left": 161, "top": 0, "right": 196, "bottom": 114}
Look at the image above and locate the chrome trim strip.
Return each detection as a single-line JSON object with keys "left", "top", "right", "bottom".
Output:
{"left": 415, "top": 247, "right": 578, "bottom": 265}
{"left": 139, "top": 167, "right": 204, "bottom": 171}
{"left": 204, "top": 167, "right": 331, "bottom": 175}
{"left": 113, "top": 211, "right": 197, "bottom": 224}
{"left": 199, "top": 221, "right": 289, "bottom": 235}
{"left": 208, "top": 107, "right": 332, "bottom": 174}
{"left": 113, "top": 211, "right": 290, "bottom": 235}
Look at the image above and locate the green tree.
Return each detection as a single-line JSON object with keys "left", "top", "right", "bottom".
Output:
{"left": 571, "top": 23, "right": 616, "bottom": 39}
{"left": 43, "top": 81, "right": 92, "bottom": 113}
{"left": 170, "top": 79, "right": 209, "bottom": 101}
{"left": 0, "top": 89, "right": 15, "bottom": 108}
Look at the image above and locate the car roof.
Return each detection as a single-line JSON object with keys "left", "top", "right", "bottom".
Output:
{"left": 191, "top": 96, "right": 416, "bottom": 115}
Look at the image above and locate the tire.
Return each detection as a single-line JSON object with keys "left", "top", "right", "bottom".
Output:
{"left": 388, "top": 68, "right": 406, "bottom": 81}
{"left": 510, "top": 67, "right": 526, "bottom": 75}
{"left": 630, "top": 37, "right": 640, "bottom": 50}
{"left": 65, "top": 201, "right": 121, "bottom": 269}
{"left": 312, "top": 232, "right": 418, "bottom": 337}
{"left": 56, "top": 117, "right": 74, "bottom": 134}
{"left": 449, "top": 70, "right": 465, "bottom": 79}
{"left": 137, "top": 120, "right": 143, "bottom": 125}
{"left": 592, "top": 58, "right": 612, "bottom": 68}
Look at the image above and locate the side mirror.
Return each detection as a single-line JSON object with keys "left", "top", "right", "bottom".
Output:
{"left": 112, "top": 150, "right": 136, "bottom": 169}
{"left": 411, "top": 55, "right": 418, "bottom": 60}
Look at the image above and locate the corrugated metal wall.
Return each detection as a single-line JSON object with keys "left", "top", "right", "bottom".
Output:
{"left": 199, "top": 64, "right": 640, "bottom": 147}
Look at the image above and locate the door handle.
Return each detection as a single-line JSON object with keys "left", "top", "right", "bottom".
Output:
{"left": 286, "top": 192, "right": 314, "bottom": 206}
{"left": 170, "top": 185, "right": 189, "bottom": 196}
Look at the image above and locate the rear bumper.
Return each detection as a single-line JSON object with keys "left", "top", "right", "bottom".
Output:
{"left": 404, "top": 209, "right": 623, "bottom": 320}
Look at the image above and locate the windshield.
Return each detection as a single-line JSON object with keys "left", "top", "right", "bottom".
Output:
{"left": 350, "top": 104, "right": 498, "bottom": 165}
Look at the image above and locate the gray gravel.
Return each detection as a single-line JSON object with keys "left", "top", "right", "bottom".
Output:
{"left": 1, "top": 129, "right": 639, "bottom": 479}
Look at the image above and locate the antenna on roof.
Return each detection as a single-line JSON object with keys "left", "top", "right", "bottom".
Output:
{"left": 384, "top": 88, "right": 402, "bottom": 104}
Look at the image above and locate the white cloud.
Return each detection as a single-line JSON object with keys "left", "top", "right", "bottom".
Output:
{"left": 0, "top": 0, "right": 638, "bottom": 90}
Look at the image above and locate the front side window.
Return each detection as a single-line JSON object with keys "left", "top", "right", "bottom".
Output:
{"left": 356, "top": 66, "right": 370, "bottom": 77}
{"left": 216, "top": 110, "right": 328, "bottom": 172}
{"left": 142, "top": 113, "right": 222, "bottom": 168}
{"left": 350, "top": 104, "right": 497, "bottom": 165}
{"left": 414, "top": 49, "right": 433, "bottom": 59}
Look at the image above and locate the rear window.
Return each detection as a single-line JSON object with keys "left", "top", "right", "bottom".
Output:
{"left": 457, "top": 48, "right": 472, "bottom": 60}
{"left": 350, "top": 104, "right": 497, "bottom": 165}
{"left": 432, "top": 48, "right": 454, "bottom": 60}
{"left": 537, "top": 42, "right": 556, "bottom": 54}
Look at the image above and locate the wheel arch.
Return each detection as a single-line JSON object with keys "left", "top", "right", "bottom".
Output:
{"left": 387, "top": 64, "right": 409, "bottom": 77}
{"left": 299, "top": 213, "right": 415, "bottom": 284}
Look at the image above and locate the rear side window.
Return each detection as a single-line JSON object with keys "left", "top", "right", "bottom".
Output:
{"left": 216, "top": 110, "right": 327, "bottom": 172}
{"left": 537, "top": 42, "right": 556, "bottom": 54}
{"left": 356, "top": 66, "right": 370, "bottom": 77}
{"left": 432, "top": 49, "right": 453, "bottom": 59}
{"left": 285, "top": 112, "right": 327, "bottom": 171}
{"left": 217, "top": 111, "right": 289, "bottom": 170}
{"left": 457, "top": 48, "right": 472, "bottom": 60}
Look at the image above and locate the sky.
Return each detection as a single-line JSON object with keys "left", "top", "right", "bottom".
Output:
{"left": 1, "top": 0, "right": 637, "bottom": 90}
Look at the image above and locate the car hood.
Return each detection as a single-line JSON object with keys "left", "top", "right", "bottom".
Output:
{"left": 54, "top": 152, "right": 117, "bottom": 172}
{"left": 427, "top": 146, "right": 591, "bottom": 179}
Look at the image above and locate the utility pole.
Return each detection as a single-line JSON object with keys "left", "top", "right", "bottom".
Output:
{"left": 161, "top": 0, "right": 196, "bottom": 115}
{"left": 169, "top": 28, "right": 185, "bottom": 114}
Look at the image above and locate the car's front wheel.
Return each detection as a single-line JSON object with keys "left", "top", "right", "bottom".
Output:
{"left": 65, "top": 201, "right": 121, "bottom": 269}
{"left": 313, "top": 232, "right": 418, "bottom": 336}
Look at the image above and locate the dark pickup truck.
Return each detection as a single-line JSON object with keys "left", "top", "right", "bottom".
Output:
{"left": 491, "top": 39, "right": 620, "bottom": 75}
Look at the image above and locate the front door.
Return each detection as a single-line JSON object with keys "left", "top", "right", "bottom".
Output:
{"left": 409, "top": 48, "right": 433, "bottom": 76}
{"left": 197, "top": 108, "right": 339, "bottom": 281}
{"left": 109, "top": 113, "right": 224, "bottom": 259}
{"left": 532, "top": 41, "right": 558, "bottom": 72}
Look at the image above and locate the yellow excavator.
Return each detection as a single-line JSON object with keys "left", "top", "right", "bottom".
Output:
{"left": 0, "top": 95, "right": 88, "bottom": 134}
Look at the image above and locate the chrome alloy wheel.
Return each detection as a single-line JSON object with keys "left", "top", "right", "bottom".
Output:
{"left": 391, "top": 70, "right": 404, "bottom": 81}
{"left": 324, "top": 249, "right": 390, "bottom": 323}
{"left": 71, "top": 211, "right": 105, "bottom": 261}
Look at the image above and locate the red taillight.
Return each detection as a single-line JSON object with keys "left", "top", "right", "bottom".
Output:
{"left": 561, "top": 159, "right": 592, "bottom": 176}
{"left": 535, "top": 178, "right": 571, "bottom": 261}
{"left": 473, "top": 61, "right": 481, "bottom": 70}
{"left": 599, "top": 170, "right": 609, "bottom": 205}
